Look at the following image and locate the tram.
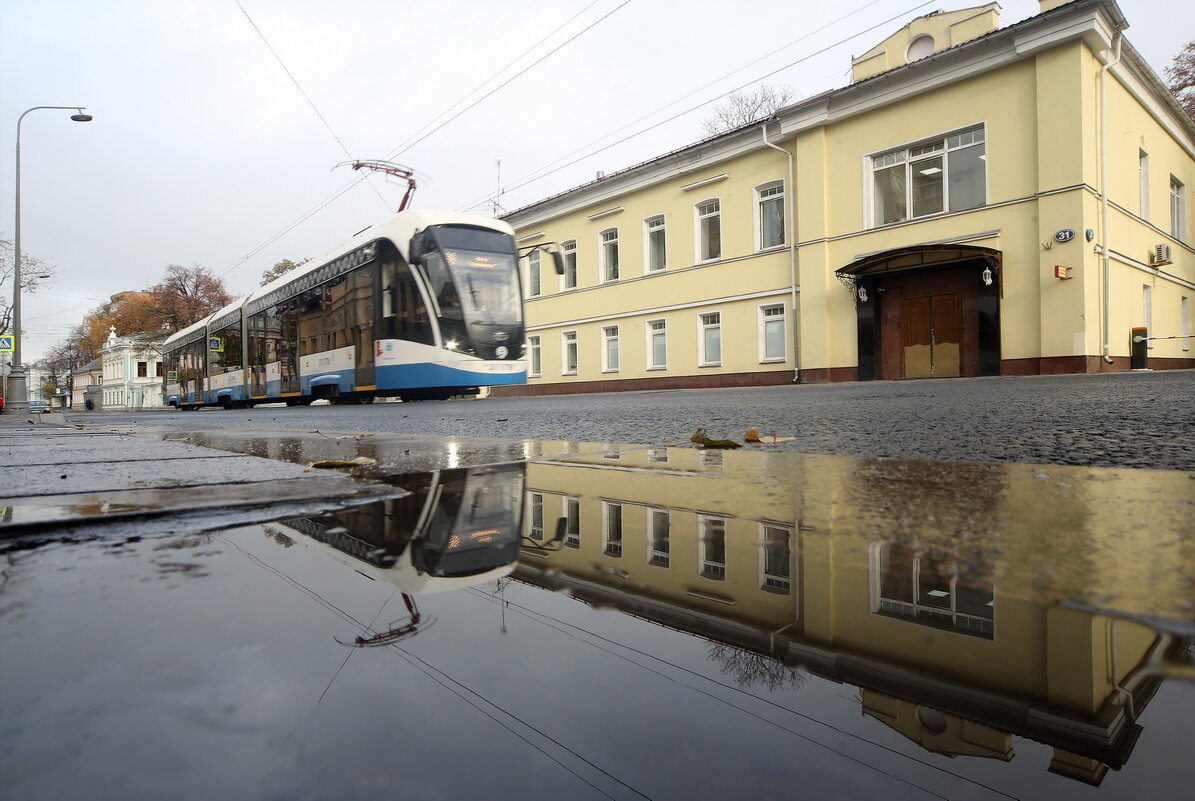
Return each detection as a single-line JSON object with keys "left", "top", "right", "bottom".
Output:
{"left": 163, "top": 209, "right": 559, "bottom": 408}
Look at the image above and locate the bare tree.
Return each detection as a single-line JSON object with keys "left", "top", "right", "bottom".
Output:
{"left": 150, "top": 263, "right": 234, "bottom": 331}
{"left": 1165, "top": 40, "right": 1195, "bottom": 121}
{"left": 0, "top": 238, "right": 56, "bottom": 337}
{"left": 700, "top": 85, "right": 797, "bottom": 136}
{"left": 707, "top": 642, "right": 807, "bottom": 692}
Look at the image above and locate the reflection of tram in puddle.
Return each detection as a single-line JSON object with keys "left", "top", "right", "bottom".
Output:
{"left": 274, "top": 462, "right": 525, "bottom": 645}
{"left": 511, "top": 449, "right": 1194, "bottom": 787}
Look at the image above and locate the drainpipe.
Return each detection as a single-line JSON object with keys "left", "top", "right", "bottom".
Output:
{"left": 762, "top": 122, "right": 800, "bottom": 382}
{"left": 1098, "top": 34, "right": 1123, "bottom": 364}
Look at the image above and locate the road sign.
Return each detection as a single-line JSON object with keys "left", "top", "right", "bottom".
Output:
{"left": 0, "top": 335, "right": 13, "bottom": 353}
{"left": 208, "top": 337, "right": 224, "bottom": 353}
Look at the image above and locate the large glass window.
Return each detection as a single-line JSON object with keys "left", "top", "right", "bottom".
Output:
{"left": 872, "top": 126, "right": 986, "bottom": 226}
{"left": 757, "top": 182, "right": 785, "bottom": 249}
{"left": 646, "top": 215, "right": 666, "bottom": 272}
{"left": 561, "top": 240, "right": 577, "bottom": 290}
{"left": 697, "top": 199, "right": 721, "bottom": 261}
{"left": 699, "top": 312, "right": 721, "bottom": 366}
{"left": 873, "top": 542, "right": 994, "bottom": 638}
{"left": 600, "top": 229, "right": 620, "bottom": 282}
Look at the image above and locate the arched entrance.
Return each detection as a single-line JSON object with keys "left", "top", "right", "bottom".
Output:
{"left": 836, "top": 245, "right": 1001, "bottom": 381}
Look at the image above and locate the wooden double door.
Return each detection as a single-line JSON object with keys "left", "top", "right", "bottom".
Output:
{"left": 900, "top": 292, "right": 962, "bottom": 378}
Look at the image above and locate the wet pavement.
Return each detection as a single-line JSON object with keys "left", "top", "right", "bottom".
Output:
{"left": 2, "top": 414, "right": 1194, "bottom": 799}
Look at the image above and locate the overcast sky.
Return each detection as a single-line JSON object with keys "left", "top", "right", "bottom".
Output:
{"left": 1, "top": 0, "right": 1188, "bottom": 362}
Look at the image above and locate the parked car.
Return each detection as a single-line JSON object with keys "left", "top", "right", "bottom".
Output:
{"left": 28, "top": 400, "right": 49, "bottom": 413}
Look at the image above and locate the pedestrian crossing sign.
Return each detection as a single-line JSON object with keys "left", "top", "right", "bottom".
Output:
{"left": 0, "top": 335, "right": 13, "bottom": 353}
{"left": 208, "top": 336, "right": 224, "bottom": 353}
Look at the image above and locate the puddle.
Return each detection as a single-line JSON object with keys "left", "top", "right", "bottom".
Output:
{"left": 3, "top": 432, "right": 1193, "bottom": 799}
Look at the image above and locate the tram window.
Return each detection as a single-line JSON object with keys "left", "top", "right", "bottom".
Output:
{"left": 382, "top": 258, "right": 434, "bottom": 345}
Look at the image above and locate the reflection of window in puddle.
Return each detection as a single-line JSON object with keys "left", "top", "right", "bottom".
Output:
{"left": 564, "top": 496, "right": 581, "bottom": 548}
{"left": 648, "top": 448, "right": 669, "bottom": 463}
{"left": 528, "top": 492, "right": 544, "bottom": 540}
{"left": 760, "top": 524, "right": 793, "bottom": 595}
{"left": 603, "top": 502, "right": 623, "bottom": 557}
{"left": 700, "top": 450, "right": 724, "bottom": 467}
{"left": 648, "top": 508, "right": 670, "bottom": 567}
{"left": 699, "top": 516, "right": 726, "bottom": 580}
{"left": 871, "top": 541, "right": 994, "bottom": 638}
{"left": 604, "top": 450, "right": 621, "bottom": 460}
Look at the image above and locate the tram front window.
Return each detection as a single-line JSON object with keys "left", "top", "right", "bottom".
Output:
{"left": 425, "top": 248, "right": 521, "bottom": 327}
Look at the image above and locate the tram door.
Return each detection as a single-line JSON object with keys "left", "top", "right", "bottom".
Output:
{"left": 901, "top": 293, "right": 961, "bottom": 378}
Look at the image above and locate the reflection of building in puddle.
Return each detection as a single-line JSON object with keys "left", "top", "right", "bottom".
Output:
{"left": 271, "top": 462, "right": 526, "bottom": 645}
{"left": 516, "top": 449, "right": 1194, "bottom": 787}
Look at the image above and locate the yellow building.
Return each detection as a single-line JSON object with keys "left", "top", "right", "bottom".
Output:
{"left": 500, "top": 0, "right": 1194, "bottom": 394}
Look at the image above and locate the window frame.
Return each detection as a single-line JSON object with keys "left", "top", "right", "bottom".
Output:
{"left": 698, "top": 310, "right": 722, "bottom": 367}
{"left": 647, "top": 508, "right": 671, "bottom": 568}
{"left": 695, "top": 198, "right": 722, "bottom": 262}
{"left": 698, "top": 515, "right": 727, "bottom": 581}
{"left": 755, "top": 181, "right": 786, "bottom": 251}
{"left": 644, "top": 214, "right": 667, "bottom": 272}
{"left": 758, "top": 303, "right": 787, "bottom": 363}
{"left": 602, "top": 501, "right": 624, "bottom": 558}
{"left": 527, "top": 334, "right": 541, "bottom": 377}
{"left": 561, "top": 330, "right": 578, "bottom": 375}
{"left": 560, "top": 239, "right": 577, "bottom": 290}
{"left": 1139, "top": 149, "right": 1150, "bottom": 220}
{"left": 646, "top": 318, "right": 668, "bottom": 371}
{"left": 601, "top": 324, "right": 620, "bottom": 373}
{"left": 758, "top": 523, "right": 794, "bottom": 595}
{"left": 1171, "top": 175, "right": 1186, "bottom": 241}
{"left": 868, "top": 124, "right": 987, "bottom": 227}
{"left": 599, "top": 228, "right": 620, "bottom": 283}
{"left": 526, "top": 249, "right": 541, "bottom": 297}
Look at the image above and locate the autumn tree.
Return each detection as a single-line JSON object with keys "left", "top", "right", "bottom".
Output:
{"left": 700, "top": 85, "right": 797, "bottom": 136}
{"left": 260, "top": 257, "right": 310, "bottom": 287}
{"left": 1165, "top": 40, "right": 1195, "bottom": 121}
{"left": 0, "top": 238, "right": 56, "bottom": 337}
{"left": 77, "top": 290, "right": 166, "bottom": 355}
{"left": 150, "top": 263, "right": 234, "bottom": 331}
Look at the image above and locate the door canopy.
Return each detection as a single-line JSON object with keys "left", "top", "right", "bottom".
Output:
{"left": 836, "top": 244, "right": 1001, "bottom": 296}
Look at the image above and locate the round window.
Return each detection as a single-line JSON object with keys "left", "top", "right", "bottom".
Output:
{"left": 906, "top": 34, "right": 935, "bottom": 62}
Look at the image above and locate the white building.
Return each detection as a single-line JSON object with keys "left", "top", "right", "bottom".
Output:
{"left": 99, "top": 327, "right": 166, "bottom": 410}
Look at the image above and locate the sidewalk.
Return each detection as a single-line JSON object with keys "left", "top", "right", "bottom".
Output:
{"left": 0, "top": 412, "right": 403, "bottom": 539}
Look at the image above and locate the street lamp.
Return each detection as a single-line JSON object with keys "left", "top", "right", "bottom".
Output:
{"left": 8, "top": 105, "right": 93, "bottom": 415}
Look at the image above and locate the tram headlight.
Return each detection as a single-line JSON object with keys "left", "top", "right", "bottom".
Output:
{"left": 446, "top": 339, "right": 460, "bottom": 351}
{"left": 495, "top": 345, "right": 509, "bottom": 359}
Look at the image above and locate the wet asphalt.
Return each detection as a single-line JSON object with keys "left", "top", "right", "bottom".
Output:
{"left": 83, "top": 370, "right": 1195, "bottom": 471}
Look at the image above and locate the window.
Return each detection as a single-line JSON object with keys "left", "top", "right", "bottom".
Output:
{"left": 647, "top": 319, "right": 667, "bottom": 370}
{"left": 603, "top": 502, "right": 623, "bottom": 557}
{"left": 645, "top": 215, "right": 666, "bottom": 271}
{"left": 562, "top": 330, "right": 578, "bottom": 375}
{"left": 757, "top": 182, "right": 785, "bottom": 250}
{"left": 1139, "top": 150, "right": 1150, "bottom": 219}
{"left": 872, "top": 126, "right": 985, "bottom": 226}
{"left": 155, "top": 362, "right": 164, "bottom": 377}
{"left": 699, "top": 312, "right": 721, "bottom": 366}
{"left": 527, "top": 335, "right": 541, "bottom": 377}
{"left": 601, "top": 325, "right": 620, "bottom": 372}
{"left": 648, "top": 509, "right": 670, "bottom": 567}
{"left": 759, "top": 304, "right": 786, "bottom": 362}
{"left": 697, "top": 199, "right": 721, "bottom": 261}
{"left": 872, "top": 542, "right": 994, "bottom": 638}
{"left": 529, "top": 492, "right": 545, "bottom": 540}
{"left": 600, "top": 228, "right": 620, "bottom": 282}
{"left": 699, "top": 517, "right": 726, "bottom": 580}
{"left": 527, "top": 250, "right": 541, "bottom": 297}
{"left": 760, "top": 525, "right": 792, "bottom": 594}
{"left": 1183, "top": 296, "right": 1190, "bottom": 352}
{"left": 1144, "top": 285, "right": 1153, "bottom": 348}
{"left": 564, "top": 497, "right": 581, "bottom": 548}
{"left": 561, "top": 240, "right": 577, "bottom": 290}
{"left": 1171, "top": 176, "right": 1186, "bottom": 241}
{"left": 137, "top": 361, "right": 148, "bottom": 378}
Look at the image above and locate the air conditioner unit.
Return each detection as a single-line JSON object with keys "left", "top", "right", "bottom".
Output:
{"left": 1151, "top": 244, "right": 1173, "bottom": 265}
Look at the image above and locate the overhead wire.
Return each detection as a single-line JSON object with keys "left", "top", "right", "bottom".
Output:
{"left": 216, "top": 0, "right": 633, "bottom": 281}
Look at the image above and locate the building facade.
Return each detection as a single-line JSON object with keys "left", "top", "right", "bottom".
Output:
{"left": 99, "top": 327, "right": 165, "bottom": 410}
{"left": 500, "top": 0, "right": 1194, "bottom": 395}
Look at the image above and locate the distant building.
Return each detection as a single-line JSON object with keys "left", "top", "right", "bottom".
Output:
{"left": 99, "top": 327, "right": 165, "bottom": 410}
{"left": 70, "top": 359, "right": 103, "bottom": 410}
{"left": 500, "top": 0, "right": 1193, "bottom": 395}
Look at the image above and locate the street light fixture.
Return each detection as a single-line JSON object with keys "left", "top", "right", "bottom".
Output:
{"left": 8, "top": 105, "right": 93, "bottom": 415}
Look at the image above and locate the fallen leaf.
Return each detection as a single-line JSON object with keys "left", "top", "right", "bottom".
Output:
{"left": 691, "top": 427, "right": 743, "bottom": 449}
{"left": 744, "top": 428, "right": 762, "bottom": 442}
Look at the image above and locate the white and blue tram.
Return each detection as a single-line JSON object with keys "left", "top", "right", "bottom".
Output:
{"left": 163, "top": 210, "right": 552, "bottom": 409}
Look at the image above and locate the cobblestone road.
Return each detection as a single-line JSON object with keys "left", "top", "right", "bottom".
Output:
{"left": 89, "top": 370, "right": 1195, "bottom": 471}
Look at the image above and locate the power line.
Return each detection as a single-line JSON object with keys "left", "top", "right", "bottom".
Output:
{"left": 457, "top": 0, "right": 938, "bottom": 214}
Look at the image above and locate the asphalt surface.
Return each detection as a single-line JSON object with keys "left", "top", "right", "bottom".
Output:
{"left": 84, "top": 370, "right": 1195, "bottom": 471}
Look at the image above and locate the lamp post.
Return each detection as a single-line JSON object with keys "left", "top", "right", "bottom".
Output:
{"left": 9, "top": 105, "right": 93, "bottom": 415}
